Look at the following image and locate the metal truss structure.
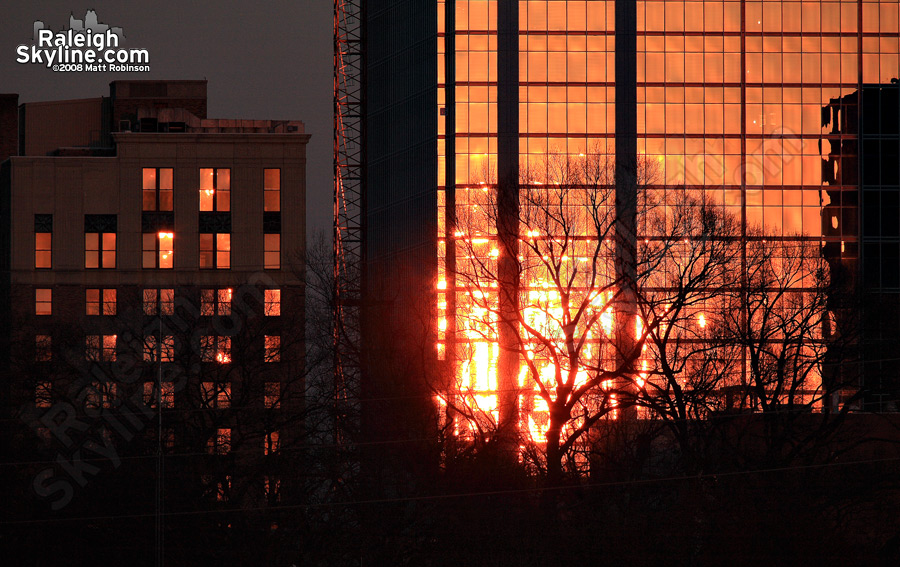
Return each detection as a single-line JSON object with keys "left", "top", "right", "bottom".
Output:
{"left": 333, "top": 0, "right": 365, "bottom": 446}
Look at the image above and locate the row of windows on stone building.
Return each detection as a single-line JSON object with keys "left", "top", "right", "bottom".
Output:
{"left": 32, "top": 287, "right": 283, "bottom": 363}
{"left": 32, "top": 333, "right": 283, "bottom": 364}
{"left": 34, "top": 379, "right": 285, "bottom": 414}
{"left": 34, "top": 376, "right": 286, "bottom": 503}
{"left": 144, "top": 168, "right": 281, "bottom": 213}
{"left": 34, "top": 168, "right": 283, "bottom": 270}
{"left": 33, "top": 288, "right": 282, "bottom": 317}
{"left": 30, "top": 418, "right": 283, "bottom": 503}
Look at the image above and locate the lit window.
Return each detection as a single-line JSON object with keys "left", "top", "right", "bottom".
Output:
{"left": 142, "top": 167, "right": 174, "bottom": 211}
{"left": 208, "top": 428, "right": 232, "bottom": 455}
{"left": 162, "top": 427, "right": 175, "bottom": 449}
{"left": 199, "top": 168, "right": 231, "bottom": 212}
{"left": 202, "top": 475, "right": 225, "bottom": 500}
{"left": 35, "top": 335, "right": 51, "bottom": 361}
{"left": 143, "top": 232, "right": 174, "bottom": 269}
{"left": 86, "top": 335, "right": 117, "bottom": 361}
{"left": 34, "top": 214, "right": 52, "bottom": 268}
{"left": 86, "top": 289, "right": 117, "bottom": 316}
{"left": 201, "top": 288, "right": 232, "bottom": 316}
{"left": 86, "top": 290, "right": 99, "bottom": 315}
{"left": 200, "top": 233, "right": 231, "bottom": 269}
{"left": 103, "top": 335, "right": 117, "bottom": 360}
{"left": 143, "top": 381, "right": 175, "bottom": 408}
{"left": 200, "top": 290, "right": 214, "bottom": 315}
{"left": 35, "top": 289, "right": 52, "bottom": 315}
{"left": 143, "top": 289, "right": 175, "bottom": 316}
{"left": 35, "top": 381, "right": 52, "bottom": 408}
{"left": 264, "top": 290, "right": 281, "bottom": 316}
{"left": 143, "top": 335, "right": 174, "bottom": 362}
{"left": 85, "top": 232, "right": 116, "bottom": 268}
{"left": 213, "top": 475, "right": 231, "bottom": 501}
{"left": 35, "top": 232, "right": 52, "bottom": 268}
{"left": 86, "top": 336, "right": 99, "bottom": 360}
{"left": 217, "top": 288, "right": 232, "bottom": 314}
{"left": 264, "top": 234, "right": 280, "bottom": 269}
{"left": 264, "top": 335, "right": 281, "bottom": 362}
{"left": 264, "top": 382, "right": 281, "bottom": 409}
{"left": 264, "top": 476, "right": 281, "bottom": 503}
{"left": 201, "top": 336, "right": 231, "bottom": 363}
{"left": 264, "top": 430, "right": 280, "bottom": 455}
{"left": 143, "top": 290, "right": 157, "bottom": 314}
{"left": 201, "top": 382, "right": 231, "bottom": 409}
{"left": 84, "top": 215, "right": 117, "bottom": 268}
{"left": 86, "top": 382, "right": 117, "bottom": 410}
{"left": 264, "top": 169, "right": 281, "bottom": 212}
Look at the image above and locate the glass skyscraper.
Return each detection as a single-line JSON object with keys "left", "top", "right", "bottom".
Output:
{"left": 361, "top": 1, "right": 900, "bottom": 439}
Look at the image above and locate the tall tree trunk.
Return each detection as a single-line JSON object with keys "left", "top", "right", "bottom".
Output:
{"left": 545, "top": 418, "right": 564, "bottom": 487}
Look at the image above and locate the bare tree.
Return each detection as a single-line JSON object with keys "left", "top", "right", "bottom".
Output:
{"left": 440, "top": 150, "right": 670, "bottom": 485}
{"left": 628, "top": 192, "right": 745, "bottom": 470}
{"left": 633, "top": 200, "right": 863, "bottom": 474}
{"left": 441, "top": 147, "right": 857, "bottom": 489}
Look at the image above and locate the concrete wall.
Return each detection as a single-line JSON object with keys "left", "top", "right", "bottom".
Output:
{"left": 20, "top": 98, "right": 105, "bottom": 156}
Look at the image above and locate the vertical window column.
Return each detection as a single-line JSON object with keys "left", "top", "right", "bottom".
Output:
{"left": 200, "top": 168, "right": 231, "bottom": 212}
{"left": 86, "top": 289, "right": 117, "bottom": 315}
{"left": 84, "top": 215, "right": 117, "bottom": 269}
{"left": 34, "top": 214, "right": 52, "bottom": 269}
{"left": 264, "top": 234, "right": 280, "bottom": 269}
{"left": 143, "top": 167, "right": 176, "bottom": 269}
{"left": 264, "top": 168, "right": 280, "bottom": 212}
{"left": 143, "top": 231, "right": 174, "bottom": 269}
{"left": 143, "top": 335, "right": 174, "bottom": 362}
{"left": 264, "top": 169, "right": 282, "bottom": 269}
{"left": 35, "top": 335, "right": 52, "bottom": 361}
{"left": 35, "top": 289, "right": 52, "bottom": 315}
{"left": 264, "top": 289, "right": 281, "bottom": 316}
{"left": 86, "top": 335, "right": 117, "bottom": 361}
{"left": 199, "top": 233, "right": 231, "bottom": 269}
{"left": 199, "top": 168, "right": 232, "bottom": 269}
{"left": 143, "top": 289, "right": 175, "bottom": 315}
{"left": 143, "top": 167, "right": 174, "bottom": 211}
{"left": 201, "top": 288, "right": 233, "bottom": 315}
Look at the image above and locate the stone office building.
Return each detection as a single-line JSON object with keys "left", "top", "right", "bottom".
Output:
{"left": 1, "top": 80, "right": 309, "bottom": 565}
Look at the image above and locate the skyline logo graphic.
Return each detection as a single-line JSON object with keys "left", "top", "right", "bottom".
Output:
{"left": 16, "top": 9, "right": 150, "bottom": 73}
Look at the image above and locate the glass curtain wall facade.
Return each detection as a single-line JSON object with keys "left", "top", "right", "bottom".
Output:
{"left": 432, "top": 0, "right": 900, "bottom": 440}
{"left": 439, "top": 1, "right": 621, "bottom": 440}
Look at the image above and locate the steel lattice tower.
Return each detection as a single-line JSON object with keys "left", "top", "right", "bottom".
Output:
{"left": 333, "top": 0, "right": 365, "bottom": 446}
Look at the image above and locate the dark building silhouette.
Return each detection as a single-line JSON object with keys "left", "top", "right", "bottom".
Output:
{"left": 823, "top": 79, "right": 900, "bottom": 409}
{"left": 0, "top": 94, "right": 17, "bottom": 163}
